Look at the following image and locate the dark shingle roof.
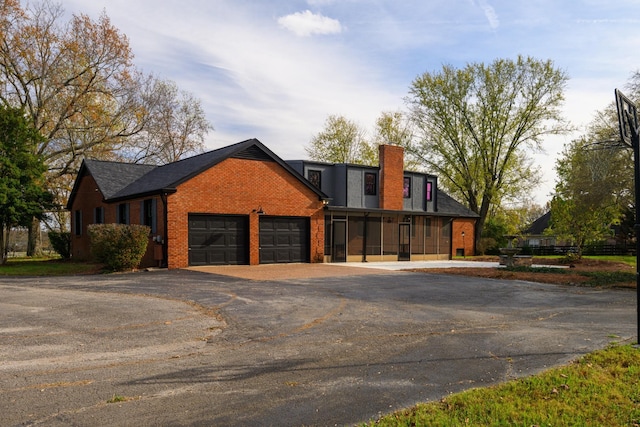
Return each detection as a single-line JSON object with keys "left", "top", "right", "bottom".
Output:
{"left": 523, "top": 211, "right": 551, "bottom": 235}
{"left": 84, "top": 160, "right": 156, "bottom": 200}
{"left": 69, "top": 139, "right": 326, "bottom": 207}
{"left": 436, "top": 190, "right": 479, "bottom": 217}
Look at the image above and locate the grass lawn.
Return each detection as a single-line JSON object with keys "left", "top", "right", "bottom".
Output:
{"left": 0, "top": 257, "right": 102, "bottom": 276}
{"left": 363, "top": 344, "right": 640, "bottom": 426}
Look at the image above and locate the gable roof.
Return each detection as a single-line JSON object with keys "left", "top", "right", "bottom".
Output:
{"left": 67, "top": 139, "right": 327, "bottom": 209}
{"left": 522, "top": 211, "right": 551, "bottom": 235}
{"left": 436, "top": 190, "right": 479, "bottom": 218}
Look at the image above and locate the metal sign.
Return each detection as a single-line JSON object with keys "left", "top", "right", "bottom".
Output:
{"left": 615, "top": 88, "right": 638, "bottom": 146}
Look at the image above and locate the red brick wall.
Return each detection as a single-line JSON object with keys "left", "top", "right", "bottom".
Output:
{"left": 69, "top": 172, "right": 164, "bottom": 267}
{"left": 452, "top": 218, "right": 476, "bottom": 257}
{"left": 166, "top": 157, "right": 325, "bottom": 269}
{"left": 379, "top": 145, "right": 404, "bottom": 211}
{"left": 69, "top": 173, "right": 103, "bottom": 260}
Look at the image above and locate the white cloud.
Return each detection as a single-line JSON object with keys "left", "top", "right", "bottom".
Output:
{"left": 277, "top": 10, "right": 343, "bottom": 37}
{"left": 470, "top": 0, "right": 500, "bottom": 30}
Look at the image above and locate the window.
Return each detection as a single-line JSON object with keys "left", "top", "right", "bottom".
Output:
{"left": 74, "top": 210, "right": 82, "bottom": 236}
{"left": 364, "top": 172, "right": 377, "bottom": 195}
{"left": 94, "top": 207, "right": 104, "bottom": 224}
{"left": 403, "top": 177, "right": 411, "bottom": 198}
{"left": 141, "top": 199, "right": 156, "bottom": 233}
{"left": 117, "top": 203, "right": 129, "bottom": 224}
{"left": 308, "top": 169, "right": 322, "bottom": 189}
{"left": 426, "top": 182, "right": 433, "bottom": 202}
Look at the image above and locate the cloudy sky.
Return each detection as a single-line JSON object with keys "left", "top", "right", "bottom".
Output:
{"left": 62, "top": 0, "right": 639, "bottom": 204}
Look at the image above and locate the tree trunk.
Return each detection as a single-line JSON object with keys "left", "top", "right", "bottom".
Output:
{"left": 27, "top": 217, "right": 43, "bottom": 257}
{"left": 475, "top": 194, "right": 492, "bottom": 247}
{"left": 0, "top": 224, "right": 7, "bottom": 265}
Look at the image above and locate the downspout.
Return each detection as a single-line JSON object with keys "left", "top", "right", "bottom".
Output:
{"left": 160, "top": 192, "right": 169, "bottom": 268}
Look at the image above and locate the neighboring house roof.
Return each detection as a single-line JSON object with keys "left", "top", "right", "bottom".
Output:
{"left": 522, "top": 211, "right": 551, "bottom": 235}
{"left": 67, "top": 138, "right": 328, "bottom": 209}
{"left": 436, "top": 190, "right": 479, "bottom": 218}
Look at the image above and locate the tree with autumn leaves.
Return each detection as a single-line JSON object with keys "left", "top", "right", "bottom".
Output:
{"left": 0, "top": 0, "right": 212, "bottom": 254}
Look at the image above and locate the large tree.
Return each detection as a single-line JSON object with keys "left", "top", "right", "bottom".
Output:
{"left": 546, "top": 72, "right": 638, "bottom": 252}
{"left": 0, "top": 1, "right": 212, "bottom": 252}
{"left": 0, "top": 106, "right": 52, "bottom": 264}
{"left": 121, "top": 78, "right": 212, "bottom": 165}
{"left": 406, "top": 56, "right": 570, "bottom": 242}
{"left": 373, "top": 111, "right": 419, "bottom": 170}
{"left": 549, "top": 137, "right": 629, "bottom": 255}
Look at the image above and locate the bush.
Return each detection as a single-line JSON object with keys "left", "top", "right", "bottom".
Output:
{"left": 476, "top": 237, "right": 497, "bottom": 255}
{"left": 48, "top": 231, "right": 71, "bottom": 259}
{"left": 88, "top": 224, "right": 150, "bottom": 271}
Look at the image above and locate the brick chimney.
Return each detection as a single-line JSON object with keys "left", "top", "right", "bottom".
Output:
{"left": 378, "top": 144, "right": 404, "bottom": 210}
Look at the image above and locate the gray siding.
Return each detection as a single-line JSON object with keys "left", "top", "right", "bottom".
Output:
{"left": 346, "top": 168, "right": 379, "bottom": 209}
{"left": 332, "top": 165, "right": 347, "bottom": 206}
{"left": 403, "top": 173, "right": 426, "bottom": 211}
{"left": 303, "top": 164, "right": 333, "bottom": 196}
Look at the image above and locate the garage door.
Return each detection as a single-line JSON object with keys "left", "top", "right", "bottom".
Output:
{"left": 188, "top": 214, "right": 248, "bottom": 266}
{"left": 259, "top": 216, "right": 310, "bottom": 264}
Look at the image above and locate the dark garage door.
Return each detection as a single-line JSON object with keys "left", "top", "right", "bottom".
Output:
{"left": 259, "top": 216, "right": 310, "bottom": 264}
{"left": 188, "top": 214, "right": 248, "bottom": 266}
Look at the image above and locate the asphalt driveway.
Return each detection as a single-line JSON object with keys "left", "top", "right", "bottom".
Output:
{"left": 0, "top": 266, "right": 636, "bottom": 426}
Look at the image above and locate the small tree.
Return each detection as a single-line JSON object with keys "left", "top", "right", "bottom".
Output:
{"left": 48, "top": 231, "right": 71, "bottom": 259}
{"left": 0, "top": 106, "right": 53, "bottom": 264}
{"left": 88, "top": 224, "right": 149, "bottom": 271}
{"left": 306, "top": 115, "right": 376, "bottom": 165}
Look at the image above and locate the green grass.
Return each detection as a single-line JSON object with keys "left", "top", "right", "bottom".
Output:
{"left": 363, "top": 344, "right": 640, "bottom": 427}
{"left": 583, "top": 255, "right": 637, "bottom": 268}
{"left": 0, "top": 257, "right": 102, "bottom": 276}
{"left": 583, "top": 271, "right": 637, "bottom": 286}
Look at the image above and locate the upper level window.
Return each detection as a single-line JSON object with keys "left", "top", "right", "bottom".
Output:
{"left": 308, "top": 169, "right": 321, "bottom": 189}
{"left": 403, "top": 177, "right": 411, "bottom": 198}
{"left": 426, "top": 182, "right": 433, "bottom": 202}
{"left": 364, "top": 172, "right": 377, "bottom": 195}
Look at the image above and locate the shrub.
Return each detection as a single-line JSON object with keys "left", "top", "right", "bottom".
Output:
{"left": 476, "top": 237, "right": 497, "bottom": 255}
{"left": 88, "top": 224, "right": 150, "bottom": 271}
{"left": 48, "top": 231, "right": 71, "bottom": 259}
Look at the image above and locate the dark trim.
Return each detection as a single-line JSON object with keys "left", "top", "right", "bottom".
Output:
{"left": 325, "top": 205, "right": 478, "bottom": 218}
{"left": 106, "top": 188, "right": 177, "bottom": 204}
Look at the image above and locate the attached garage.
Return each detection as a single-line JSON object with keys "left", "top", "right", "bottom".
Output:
{"left": 188, "top": 214, "right": 249, "bottom": 266}
{"left": 259, "top": 216, "right": 310, "bottom": 264}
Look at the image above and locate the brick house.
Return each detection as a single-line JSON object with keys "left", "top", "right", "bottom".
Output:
{"left": 67, "top": 139, "right": 477, "bottom": 269}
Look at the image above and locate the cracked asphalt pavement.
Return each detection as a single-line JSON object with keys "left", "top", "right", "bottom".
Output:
{"left": 0, "top": 267, "right": 636, "bottom": 426}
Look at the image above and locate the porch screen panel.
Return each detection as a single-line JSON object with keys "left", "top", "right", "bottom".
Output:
{"left": 348, "top": 216, "right": 364, "bottom": 256}
{"left": 324, "top": 215, "right": 332, "bottom": 256}
{"left": 439, "top": 217, "right": 451, "bottom": 254}
{"left": 382, "top": 216, "right": 398, "bottom": 255}
{"left": 365, "top": 216, "right": 381, "bottom": 255}
{"left": 411, "top": 216, "right": 424, "bottom": 254}
{"left": 424, "top": 217, "right": 437, "bottom": 254}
